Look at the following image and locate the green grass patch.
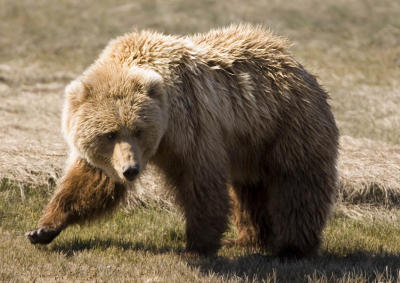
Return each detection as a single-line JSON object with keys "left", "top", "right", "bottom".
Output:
{"left": 1, "top": 180, "right": 400, "bottom": 282}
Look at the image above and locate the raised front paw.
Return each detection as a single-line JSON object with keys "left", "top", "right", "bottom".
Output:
{"left": 25, "top": 227, "right": 61, "bottom": 245}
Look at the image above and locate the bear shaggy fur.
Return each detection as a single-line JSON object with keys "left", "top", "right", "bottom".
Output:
{"left": 26, "top": 25, "right": 338, "bottom": 258}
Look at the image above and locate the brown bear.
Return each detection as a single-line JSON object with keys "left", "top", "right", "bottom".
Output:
{"left": 26, "top": 24, "right": 338, "bottom": 258}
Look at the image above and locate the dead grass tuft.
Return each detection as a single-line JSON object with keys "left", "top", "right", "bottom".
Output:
{"left": 338, "top": 136, "right": 400, "bottom": 207}
{"left": 0, "top": 66, "right": 66, "bottom": 189}
{"left": 334, "top": 203, "right": 400, "bottom": 222}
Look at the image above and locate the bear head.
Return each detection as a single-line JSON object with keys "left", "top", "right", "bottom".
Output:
{"left": 62, "top": 64, "right": 168, "bottom": 183}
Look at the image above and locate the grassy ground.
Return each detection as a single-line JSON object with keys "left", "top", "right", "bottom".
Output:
{"left": 2, "top": 181, "right": 400, "bottom": 282}
{"left": 1, "top": 0, "right": 400, "bottom": 281}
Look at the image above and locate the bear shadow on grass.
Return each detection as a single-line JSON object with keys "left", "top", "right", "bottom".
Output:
{"left": 48, "top": 238, "right": 400, "bottom": 281}
{"left": 49, "top": 237, "right": 181, "bottom": 258}
{"left": 186, "top": 251, "right": 400, "bottom": 281}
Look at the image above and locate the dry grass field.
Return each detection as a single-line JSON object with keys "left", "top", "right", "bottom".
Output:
{"left": 1, "top": 0, "right": 400, "bottom": 281}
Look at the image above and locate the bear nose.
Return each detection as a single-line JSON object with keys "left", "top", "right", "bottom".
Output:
{"left": 122, "top": 165, "right": 140, "bottom": 181}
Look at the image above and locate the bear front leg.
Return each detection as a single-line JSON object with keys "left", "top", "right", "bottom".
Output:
{"left": 174, "top": 171, "right": 230, "bottom": 256}
{"left": 26, "top": 157, "right": 126, "bottom": 245}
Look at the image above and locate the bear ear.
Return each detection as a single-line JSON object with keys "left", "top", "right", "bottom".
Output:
{"left": 128, "top": 66, "right": 164, "bottom": 98}
{"left": 65, "top": 80, "right": 89, "bottom": 107}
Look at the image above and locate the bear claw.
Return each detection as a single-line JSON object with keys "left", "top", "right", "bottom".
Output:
{"left": 26, "top": 227, "right": 61, "bottom": 245}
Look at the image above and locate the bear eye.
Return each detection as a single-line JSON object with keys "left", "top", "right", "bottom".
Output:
{"left": 148, "top": 85, "right": 157, "bottom": 97}
{"left": 106, "top": 131, "right": 117, "bottom": 141}
{"left": 133, "top": 129, "right": 142, "bottom": 138}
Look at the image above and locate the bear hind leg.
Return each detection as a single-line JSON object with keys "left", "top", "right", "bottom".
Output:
{"left": 230, "top": 181, "right": 273, "bottom": 249}
{"left": 267, "top": 175, "right": 335, "bottom": 259}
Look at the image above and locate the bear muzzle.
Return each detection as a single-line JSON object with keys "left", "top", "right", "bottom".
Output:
{"left": 122, "top": 164, "right": 140, "bottom": 181}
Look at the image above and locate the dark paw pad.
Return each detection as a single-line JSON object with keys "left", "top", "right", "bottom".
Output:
{"left": 25, "top": 227, "right": 61, "bottom": 245}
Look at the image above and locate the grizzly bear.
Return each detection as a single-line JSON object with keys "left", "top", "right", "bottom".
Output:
{"left": 26, "top": 24, "right": 338, "bottom": 259}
